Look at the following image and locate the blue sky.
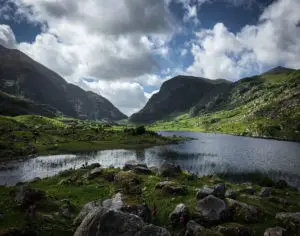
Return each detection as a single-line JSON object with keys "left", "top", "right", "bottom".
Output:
{"left": 0, "top": 0, "right": 299, "bottom": 115}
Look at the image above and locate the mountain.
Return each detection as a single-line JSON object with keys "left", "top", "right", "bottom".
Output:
{"left": 0, "top": 45, "right": 127, "bottom": 120}
{"left": 131, "top": 68, "right": 300, "bottom": 141}
{"left": 130, "top": 76, "right": 232, "bottom": 123}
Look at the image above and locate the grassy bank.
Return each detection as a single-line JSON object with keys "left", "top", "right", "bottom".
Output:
{"left": 0, "top": 165, "right": 299, "bottom": 235}
{"left": 0, "top": 115, "right": 185, "bottom": 160}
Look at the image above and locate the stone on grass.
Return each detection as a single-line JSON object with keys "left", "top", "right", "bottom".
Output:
{"left": 60, "top": 203, "right": 73, "bottom": 219}
{"left": 259, "top": 187, "right": 272, "bottom": 198}
{"left": 225, "top": 189, "right": 237, "bottom": 199}
{"left": 264, "top": 227, "right": 287, "bottom": 236}
{"left": 227, "top": 199, "right": 260, "bottom": 223}
{"left": 196, "top": 186, "right": 214, "bottom": 200}
{"left": 14, "top": 185, "right": 45, "bottom": 208}
{"left": 114, "top": 171, "right": 141, "bottom": 194}
{"left": 195, "top": 195, "right": 227, "bottom": 223}
{"left": 159, "top": 163, "right": 182, "bottom": 177}
{"left": 169, "top": 203, "right": 189, "bottom": 225}
{"left": 87, "top": 167, "right": 102, "bottom": 180}
{"left": 216, "top": 223, "right": 250, "bottom": 236}
{"left": 156, "top": 181, "right": 187, "bottom": 195}
{"left": 123, "top": 160, "right": 151, "bottom": 174}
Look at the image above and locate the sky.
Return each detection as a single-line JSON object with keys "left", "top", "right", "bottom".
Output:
{"left": 0, "top": 0, "right": 299, "bottom": 115}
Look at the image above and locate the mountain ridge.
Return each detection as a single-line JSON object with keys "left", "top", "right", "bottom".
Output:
{"left": 0, "top": 45, "right": 127, "bottom": 120}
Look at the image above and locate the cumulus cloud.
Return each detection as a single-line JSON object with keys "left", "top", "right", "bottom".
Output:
{"left": 187, "top": 0, "right": 300, "bottom": 80}
{"left": 0, "top": 24, "right": 16, "bottom": 48}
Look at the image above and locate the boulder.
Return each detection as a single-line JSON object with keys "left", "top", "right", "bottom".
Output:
{"left": 73, "top": 200, "right": 102, "bottom": 226}
{"left": 87, "top": 167, "right": 102, "bottom": 180}
{"left": 259, "top": 187, "right": 272, "bottom": 198}
{"left": 156, "top": 181, "right": 187, "bottom": 195}
{"left": 169, "top": 203, "right": 190, "bottom": 225}
{"left": 196, "top": 186, "right": 214, "bottom": 200}
{"left": 264, "top": 227, "right": 287, "bottom": 236}
{"left": 137, "top": 224, "right": 171, "bottom": 236}
{"left": 74, "top": 208, "right": 144, "bottom": 236}
{"left": 123, "top": 160, "right": 151, "bottom": 174}
{"left": 216, "top": 223, "right": 250, "bottom": 236}
{"left": 214, "top": 184, "right": 226, "bottom": 199}
{"left": 121, "top": 203, "right": 151, "bottom": 223}
{"left": 184, "top": 220, "right": 205, "bottom": 236}
{"left": 227, "top": 199, "right": 260, "bottom": 223}
{"left": 275, "top": 212, "right": 300, "bottom": 235}
{"left": 225, "top": 189, "right": 237, "bottom": 199}
{"left": 159, "top": 163, "right": 182, "bottom": 177}
{"left": 114, "top": 171, "right": 141, "bottom": 194}
{"left": 195, "top": 195, "right": 227, "bottom": 223}
{"left": 275, "top": 180, "right": 288, "bottom": 189}
{"left": 14, "top": 185, "right": 45, "bottom": 208}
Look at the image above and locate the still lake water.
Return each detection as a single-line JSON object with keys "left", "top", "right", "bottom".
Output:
{"left": 1, "top": 131, "right": 300, "bottom": 187}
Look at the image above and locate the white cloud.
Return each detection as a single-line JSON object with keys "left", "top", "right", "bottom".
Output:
{"left": 187, "top": 0, "right": 300, "bottom": 80}
{"left": 0, "top": 24, "right": 16, "bottom": 48}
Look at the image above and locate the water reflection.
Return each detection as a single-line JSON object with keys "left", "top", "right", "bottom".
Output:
{"left": 1, "top": 131, "right": 300, "bottom": 187}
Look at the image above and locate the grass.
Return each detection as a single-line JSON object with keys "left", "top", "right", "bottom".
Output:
{"left": 0, "top": 115, "right": 186, "bottom": 160}
{"left": 0, "top": 167, "right": 299, "bottom": 235}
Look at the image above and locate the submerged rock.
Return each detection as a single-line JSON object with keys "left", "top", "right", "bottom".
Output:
{"left": 169, "top": 203, "right": 189, "bottom": 225}
{"left": 264, "top": 227, "right": 287, "bottom": 236}
{"left": 195, "top": 195, "right": 227, "bottom": 223}
{"left": 159, "top": 163, "right": 182, "bottom": 177}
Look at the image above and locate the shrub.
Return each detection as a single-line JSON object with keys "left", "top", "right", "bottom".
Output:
{"left": 135, "top": 125, "right": 146, "bottom": 135}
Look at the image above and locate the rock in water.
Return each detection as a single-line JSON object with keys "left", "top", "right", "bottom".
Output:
{"left": 264, "top": 227, "right": 287, "bottom": 236}
{"left": 159, "top": 163, "right": 182, "bottom": 177}
{"left": 195, "top": 195, "right": 227, "bottom": 223}
{"left": 169, "top": 203, "right": 189, "bottom": 225}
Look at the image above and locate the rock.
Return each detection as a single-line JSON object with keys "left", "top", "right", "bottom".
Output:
{"left": 74, "top": 208, "right": 144, "bottom": 236}
{"left": 137, "top": 224, "right": 171, "bottom": 236}
{"left": 195, "top": 195, "right": 227, "bottom": 223}
{"left": 40, "top": 214, "right": 55, "bottom": 222}
{"left": 275, "top": 180, "right": 288, "bottom": 189}
{"left": 184, "top": 220, "right": 205, "bottom": 236}
{"left": 102, "top": 193, "right": 124, "bottom": 211}
{"left": 264, "top": 227, "right": 287, "bottom": 236}
{"left": 275, "top": 212, "right": 300, "bottom": 235}
{"left": 214, "top": 184, "right": 226, "bottom": 199}
{"left": 196, "top": 186, "right": 214, "bottom": 200}
{"left": 123, "top": 160, "right": 151, "bottom": 174}
{"left": 216, "top": 223, "right": 250, "bottom": 236}
{"left": 73, "top": 200, "right": 102, "bottom": 226}
{"left": 227, "top": 199, "right": 260, "bottom": 223}
{"left": 121, "top": 203, "right": 151, "bottom": 223}
{"left": 159, "top": 163, "right": 182, "bottom": 177}
{"left": 239, "top": 187, "right": 256, "bottom": 195}
{"left": 103, "top": 171, "right": 115, "bottom": 182}
{"left": 14, "top": 185, "right": 45, "bottom": 208}
{"left": 156, "top": 181, "right": 187, "bottom": 195}
{"left": 225, "top": 189, "right": 237, "bottom": 199}
{"left": 60, "top": 203, "right": 73, "bottom": 218}
{"left": 86, "top": 163, "right": 101, "bottom": 169}
{"left": 169, "top": 203, "right": 189, "bottom": 225}
{"left": 259, "top": 187, "right": 272, "bottom": 198}
{"left": 114, "top": 171, "right": 141, "bottom": 194}
{"left": 87, "top": 167, "right": 102, "bottom": 180}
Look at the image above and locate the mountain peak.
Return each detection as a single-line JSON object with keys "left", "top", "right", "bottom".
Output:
{"left": 263, "top": 66, "right": 296, "bottom": 75}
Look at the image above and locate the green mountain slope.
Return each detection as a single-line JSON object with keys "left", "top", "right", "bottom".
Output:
{"left": 134, "top": 68, "right": 300, "bottom": 141}
{"left": 130, "top": 76, "right": 232, "bottom": 123}
{"left": 0, "top": 45, "right": 127, "bottom": 121}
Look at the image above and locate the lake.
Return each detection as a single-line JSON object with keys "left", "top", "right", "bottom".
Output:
{"left": 1, "top": 131, "right": 300, "bottom": 187}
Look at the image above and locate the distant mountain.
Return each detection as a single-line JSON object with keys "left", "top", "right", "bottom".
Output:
{"left": 262, "top": 66, "right": 296, "bottom": 75}
{"left": 130, "top": 75, "right": 232, "bottom": 123}
{"left": 0, "top": 45, "right": 127, "bottom": 120}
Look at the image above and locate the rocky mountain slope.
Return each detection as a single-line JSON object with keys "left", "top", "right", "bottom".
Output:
{"left": 132, "top": 67, "right": 300, "bottom": 141}
{"left": 130, "top": 76, "right": 232, "bottom": 123}
{"left": 0, "top": 45, "right": 127, "bottom": 120}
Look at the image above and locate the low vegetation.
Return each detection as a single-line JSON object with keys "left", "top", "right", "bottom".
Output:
{"left": 0, "top": 115, "right": 185, "bottom": 160}
{"left": 0, "top": 164, "right": 299, "bottom": 235}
